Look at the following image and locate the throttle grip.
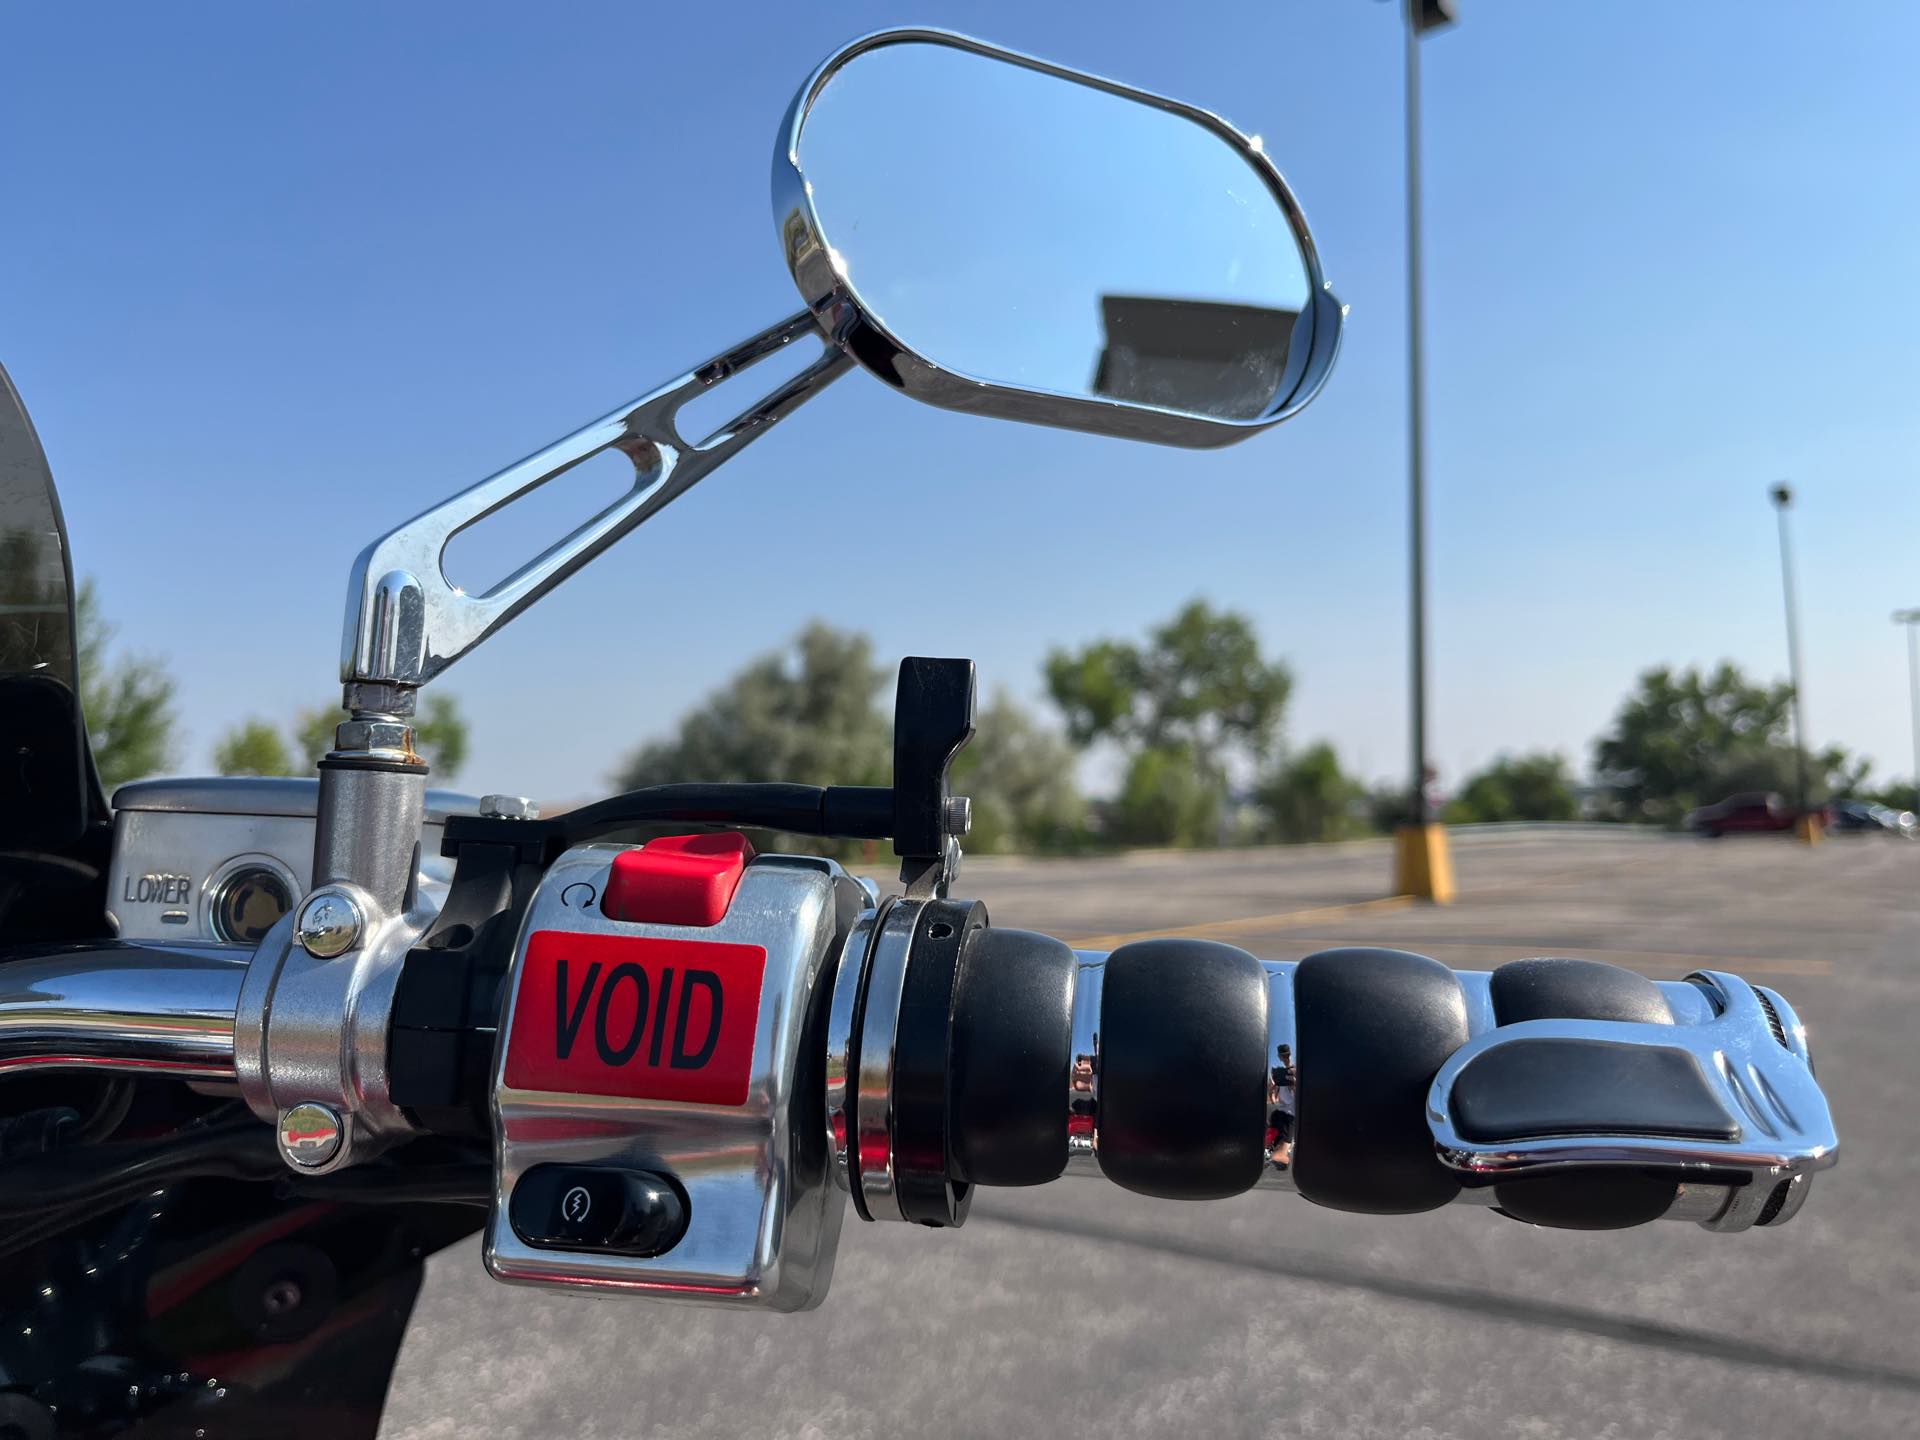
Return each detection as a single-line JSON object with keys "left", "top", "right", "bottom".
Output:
{"left": 830, "top": 914, "right": 1836, "bottom": 1233}
{"left": 482, "top": 842, "right": 1836, "bottom": 1311}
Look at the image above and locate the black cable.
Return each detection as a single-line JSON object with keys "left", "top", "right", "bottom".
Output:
{"left": 0, "top": 1115, "right": 280, "bottom": 1219}
{"left": 440, "top": 781, "right": 895, "bottom": 860}
{"left": 71, "top": 1078, "right": 135, "bottom": 1144}
{"left": 0, "top": 1120, "right": 282, "bottom": 1264}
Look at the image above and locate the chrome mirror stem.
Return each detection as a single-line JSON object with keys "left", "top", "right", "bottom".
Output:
{"left": 317, "top": 308, "right": 850, "bottom": 900}
{"left": 337, "top": 308, "right": 848, "bottom": 701}
{"left": 273, "top": 312, "right": 849, "bottom": 1173}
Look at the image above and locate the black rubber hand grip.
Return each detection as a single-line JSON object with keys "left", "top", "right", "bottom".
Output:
{"left": 1292, "top": 947, "right": 1470, "bottom": 1215}
{"left": 947, "top": 927, "right": 1076, "bottom": 1187}
{"left": 1096, "top": 939, "right": 1269, "bottom": 1200}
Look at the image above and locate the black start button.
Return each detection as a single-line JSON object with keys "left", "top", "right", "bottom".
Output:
{"left": 509, "top": 1164, "right": 690, "bottom": 1256}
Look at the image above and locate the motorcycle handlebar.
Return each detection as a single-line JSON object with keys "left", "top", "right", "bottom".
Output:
{"left": 0, "top": 873, "right": 1834, "bottom": 1253}
{"left": 827, "top": 898, "right": 1834, "bottom": 1234}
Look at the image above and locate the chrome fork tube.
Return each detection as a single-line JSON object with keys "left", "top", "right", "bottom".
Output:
{"left": 0, "top": 942, "right": 248, "bottom": 1078}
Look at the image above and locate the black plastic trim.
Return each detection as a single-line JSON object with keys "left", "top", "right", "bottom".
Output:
{"left": 891, "top": 899, "right": 983, "bottom": 1226}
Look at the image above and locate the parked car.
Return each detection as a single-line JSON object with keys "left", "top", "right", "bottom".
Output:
{"left": 1830, "top": 799, "right": 1918, "bottom": 837}
{"left": 1685, "top": 791, "right": 1831, "bottom": 837}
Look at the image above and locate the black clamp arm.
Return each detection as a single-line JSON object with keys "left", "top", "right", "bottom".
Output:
{"left": 890, "top": 656, "right": 976, "bottom": 898}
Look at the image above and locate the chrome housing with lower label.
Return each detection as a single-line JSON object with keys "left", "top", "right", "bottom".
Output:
{"left": 107, "top": 777, "right": 477, "bottom": 944}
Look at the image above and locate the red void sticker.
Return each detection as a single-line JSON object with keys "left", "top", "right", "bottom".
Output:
{"left": 503, "top": 931, "right": 766, "bottom": 1106}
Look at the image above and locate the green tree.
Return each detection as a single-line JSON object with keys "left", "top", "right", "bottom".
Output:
{"left": 1046, "top": 600, "right": 1292, "bottom": 847}
{"left": 414, "top": 694, "right": 470, "bottom": 778}
{"left": 294, "top": 707, "right": 338, "bottom": 769}
{"left": 213, "top": 719, "right": 296, "bottom": 776}
{"left": 76, "top": 579, "right": 177, "bottom": 791}
{"left": 1593, "top": 662, "right": 1864, "bottom": 822}
{"left": 1256, "top": 741, "right": 1367, "bottom": 843}
{"left": 611, "top": 626, "right": 1086, "bottom": 856}
{"left": 1701, "top": 741, "right": 1864, "bottom": 807}
{"left": 1816, "top": 744, "right": 1871, "bottom": 800}
{"left": 951, "top": 692, "right": 1083, "bottom": 854}
{"left": 1868, "top": 779, "right": 1919, "bottom": 812}
{"left": 615, "top": 623, "right": 891, "bottom": 794}
{"left": 1444, "top": 751, "right": 1580, "bottom": 825}
{"left": 611, "top": 622, "right": 889, "bottom": 860}
{"left": 1592, "top": 663, "right": 1793, "bottom": 824}
{"left": 1111, "top": 743, "right": 1220, "bottom": 847}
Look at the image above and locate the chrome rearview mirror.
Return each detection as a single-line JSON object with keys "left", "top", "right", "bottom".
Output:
{"left": 776, "top": 29, "right": 1343, "bottom": 447}
{"left": 333, "top": 28, "right": 1341, "bottom": 788}
{"left": 307, "top": 27, "right": 1348, "bottom": 1178}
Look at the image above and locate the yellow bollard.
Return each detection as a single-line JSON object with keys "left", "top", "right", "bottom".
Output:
{"left": 1794, "top": 813, "right": 1823, "bottom": 846}
{"left": 1393, "top": 824, "right": 1456, "bottom": 903}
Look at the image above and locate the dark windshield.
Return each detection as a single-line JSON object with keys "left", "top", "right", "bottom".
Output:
{"left": 0, "top": 361, "right": 101, "bottom": 851}
{"left": 0, "top": 364, "right": 77, "bottom": 691}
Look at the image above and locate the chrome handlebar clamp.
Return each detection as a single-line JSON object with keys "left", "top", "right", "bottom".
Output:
{"left": 485, "top": 843, "right": 860, "bottom": 1311}
{"left": 232, "top": 882, "right": 433, "bottom": 1174}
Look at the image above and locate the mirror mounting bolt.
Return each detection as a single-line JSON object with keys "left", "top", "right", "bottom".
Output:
{"left": 295, "top": 889, "right": 364, "bottom": 959}
{"left": 329, "top": 718, "right": 420, "bottom": 766}
{"left": 278, "top": 1102, "right": 346, "bottom": 1169}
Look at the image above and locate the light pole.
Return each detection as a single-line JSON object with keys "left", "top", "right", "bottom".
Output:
{"left": 1895, "top": 608, "right": 1920, "bottom": 811}
{"left": 1393, "top": 0, "right": 1457, "bottom": 901}
{"left": 1769, "top": 483, "right": 1817, "bottom": 843}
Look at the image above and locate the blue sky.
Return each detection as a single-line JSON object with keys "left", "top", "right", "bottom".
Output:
{"left": 6, "top": 1, "right": 1917, "bottom": 803}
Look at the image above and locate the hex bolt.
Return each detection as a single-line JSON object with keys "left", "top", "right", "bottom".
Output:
{"left": 278, "top": 1102, "right": 344, "bottom": 1169}
{"left": 943, "top": 795, "right": 973, "bottom": 837}
{"left": 295, "top": 891, "right": 362, "bottom": 958}
{"left": 261, "top": 1278, "right": 303, "bottom": 1315}
{"left": 479, "top": 794, "right": 540, "bottom": 821}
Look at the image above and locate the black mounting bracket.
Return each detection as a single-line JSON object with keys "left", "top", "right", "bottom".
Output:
{"left": 890, "top": 656, "right": 976, "bottom": 897}
{"left": 432, "top": 656, "right": 978, "bottom": 891}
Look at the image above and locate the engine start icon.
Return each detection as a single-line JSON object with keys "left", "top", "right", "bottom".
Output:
{"left": 561, "top": 1185, "right": 592, "bottom": 1223}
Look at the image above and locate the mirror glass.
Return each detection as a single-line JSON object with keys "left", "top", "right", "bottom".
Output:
{"left": 793, "top": 39, "right": 1314, "bottom": 422}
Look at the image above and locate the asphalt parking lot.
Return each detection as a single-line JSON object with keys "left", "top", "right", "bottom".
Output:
{"left": 381, "top": 828, "right": 1920, "bottom": 1440}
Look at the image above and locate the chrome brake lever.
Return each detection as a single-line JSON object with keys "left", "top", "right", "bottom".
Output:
{"left": 1426, "top": 971, "right": 1838, "bottom": 1186}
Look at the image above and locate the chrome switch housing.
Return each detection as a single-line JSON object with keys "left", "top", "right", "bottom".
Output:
{"left": 485, "top": 844, "right": 856, "bottom": 1310}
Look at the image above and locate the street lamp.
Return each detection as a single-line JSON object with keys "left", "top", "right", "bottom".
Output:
{"left": 1394, "top": 0, "right": 1457, "bottom": 902}
{"left": 1894, "top": 608, "right": 1920, "bottom": 812}
{"left": 1769, "top": 483, "right": 1817, "bottom": 843}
